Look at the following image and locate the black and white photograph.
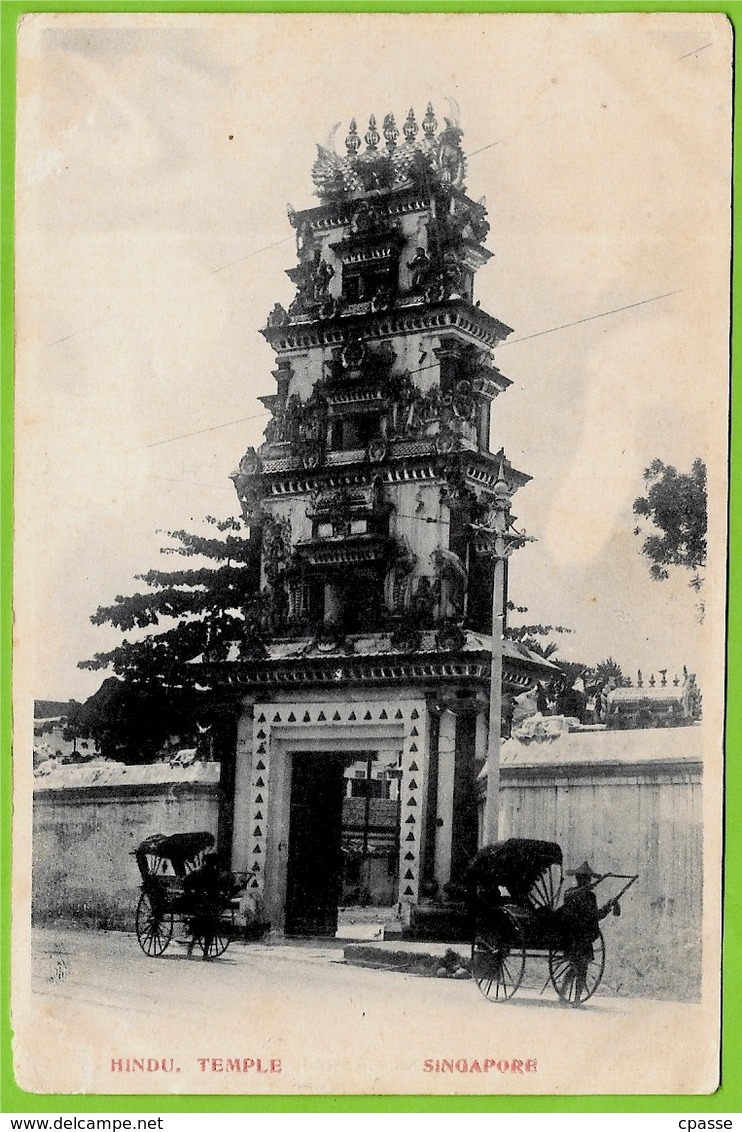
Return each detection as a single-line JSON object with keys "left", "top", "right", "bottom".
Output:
{"left": 12, "top": 11, "right": 731, "bottom": 1096}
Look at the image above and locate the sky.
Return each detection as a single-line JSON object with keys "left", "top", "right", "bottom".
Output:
{"left": 13, "top": 11, "right": 731, "bottom": 702}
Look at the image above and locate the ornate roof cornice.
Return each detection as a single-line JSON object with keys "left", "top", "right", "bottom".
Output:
{"left": 261, "top": 298, "right": 513, "bottom": 353}
{"left": 292, "top": 179, "right": 488, "bottom": 233}
{"left": 329, "top": 230, "right": 406, "bottom": 263}
{"left": 295, "top": 534, "right": 393, "bottom": 568}
{"left": 194, "top": 631, "right": 553, "bottom": 692}
{"left": 256, "top": 445, "right": 530, "bottom": 495}
{"left": 290, "top": 187, "right": 433, "bottom": 235}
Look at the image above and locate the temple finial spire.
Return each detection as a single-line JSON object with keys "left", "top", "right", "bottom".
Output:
{"left": 494, "top": 459, "right": 510, "bottom": 498}
{"left": 383, "top": 113, "right": 398, "bottom": 150}
{"left": 423, "top": 102, "right": 438, "bottom": 138}
{"left": 365, "top": 114, "right": 380, "bottom": 151}
{"left": 403, "top": 108, "right": 418, "bottom": 143}
{"left": 345, "top": 118, "right": 360, "bottom": 155}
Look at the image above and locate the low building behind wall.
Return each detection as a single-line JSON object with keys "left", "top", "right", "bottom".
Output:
{"left": 33, "top": 766, "right": 220, "bottom": 931}
{"left": 493, "top": 725, "right": 703, "bottom": 1001}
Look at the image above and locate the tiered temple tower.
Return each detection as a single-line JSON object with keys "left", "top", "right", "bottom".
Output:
{"left": 206, "top": 106, "right": 553, "bottom": 936}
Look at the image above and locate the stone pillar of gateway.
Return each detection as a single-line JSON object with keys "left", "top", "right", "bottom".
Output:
{"left": 195, "top": 105, "right": 555, "bottom": 936}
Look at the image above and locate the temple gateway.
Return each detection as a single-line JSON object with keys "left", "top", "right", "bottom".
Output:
{"left": 201, "top": 107, "right": 553, "bottom": 936}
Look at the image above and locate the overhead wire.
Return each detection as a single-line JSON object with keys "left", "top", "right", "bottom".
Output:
{"left": 154, "top": 476, "right": 234, "bottom": 491}
{"left": 143, "top": 289, "right": 680, "bottom": 450}
{"left": 41, "top": 118, "right": 681, "bottom": 448}
{"left": 43, "top": 119, "right": 556, "bottom": 350}
{"left": 210, "top": 235, "right": 294, "bottom": 275}
{"left": 503, "top": 291, "right": 683, "bottom": 345}
{"left": 144, "top": 411, "right": 271, "bottom": 449}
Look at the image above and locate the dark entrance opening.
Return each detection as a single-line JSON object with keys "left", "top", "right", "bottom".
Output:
{"left": 285, "top": 753, "right": 349, "bottom": 937}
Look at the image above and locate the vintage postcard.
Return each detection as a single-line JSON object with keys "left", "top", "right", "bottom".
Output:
{"left": 11, "top": 10, "right": 731, "bottom": 1097}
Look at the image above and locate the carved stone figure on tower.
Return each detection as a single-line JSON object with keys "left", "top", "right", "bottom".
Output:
{"left": 430, "top": 547, "right": 468, "bottom": 619}
{"left": 266, "top": 302, "right": 290, "bottom": 327}
{"left": 385, "top": 371, "right": 420, "bottom": 437}
{"left": 442, "top": 248, "right": 465, "bottom": 297}
{"left": 385, "top": 541, "right": 417, "bottom": 615}
{"left": 411, "top": 575, "right": 437, "bottom": 624}
{"left": 264, "top": 404, "right": 288, "bottom": 445}
{"left": 231, "top": 468, "right": 265, "bottom": 524}
{"left": 313, "top": 259, "right": 335, "bottom": 302}
{"left": 407, "top": 247, "right": 433, "bottom": 292}
{"left": 349, "top": 201, "right": 383, "bottom": 235}
{"left": 434, "top": 119, "right": 467, "bottom": 187}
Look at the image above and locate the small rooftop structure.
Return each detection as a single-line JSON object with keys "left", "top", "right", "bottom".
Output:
{"left": 605, "top": 671, "right": 701, "bottom": 730}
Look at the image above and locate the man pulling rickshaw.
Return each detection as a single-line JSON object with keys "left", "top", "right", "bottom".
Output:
{"left": 554, "top": 861, "right": 620, "bottom": 1002}
{"left": 466, "top": 838, "right": 638, "bottom": 1005}
{"left": 182, "top": 850, "right": 241, "bottom": 958}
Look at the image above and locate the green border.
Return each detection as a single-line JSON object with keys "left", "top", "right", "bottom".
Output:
{"left": 1, "top": 0, "right": 738, "bottom": 1114}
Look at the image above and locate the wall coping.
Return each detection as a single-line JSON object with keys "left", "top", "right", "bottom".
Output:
{"left": 499, "top": 757, "right": 702, "bottom": 782}
{"left": 498, "top": 722, "right": 708, "bottom": 766}
{"left": 33, "top": 761, "right": 220, "bottom": 793}
{"left": 33, "top": 780, "right": 219, "bottom": 803}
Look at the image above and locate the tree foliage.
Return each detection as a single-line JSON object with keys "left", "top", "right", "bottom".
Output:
{"left": 71, "top": 516, "right": 264, "bottom": 762}
{"left": 504, "top": 600, "right": 572, "bottom": 660}
{"left": 82, "top": 516, "right": 263, "bottom": 675}
{"left": 594, "top": 656, "right": 632, "bottom": 688}
{"left": 63, "top": 677, "right": 196, "bottom": 764}
{"left": 526, "top": 654, "right": 631, "bottom": 693}
{"left": 633, "top": 458, "right": 707, "bottom": 589}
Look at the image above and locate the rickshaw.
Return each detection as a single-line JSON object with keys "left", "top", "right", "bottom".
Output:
{"left": 467, "top": 838, "right": 638, "bottom": 1005}
{"left": 133, "top": 832, "right": 242, "bottom": 960}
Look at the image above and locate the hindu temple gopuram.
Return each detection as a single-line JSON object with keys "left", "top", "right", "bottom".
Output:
{"left": 204, "top": 106, "right": 555, "bottom": 935}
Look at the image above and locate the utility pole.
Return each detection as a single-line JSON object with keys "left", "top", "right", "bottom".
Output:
{"left": 472, "top": 462, "right": 534, "bottom": 846}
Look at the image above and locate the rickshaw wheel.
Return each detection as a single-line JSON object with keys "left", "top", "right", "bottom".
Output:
{"left": 201, "top": 923, "right": 231, "bottom": 959}
{"left": 135, "top": 892, "right": 173, "bottom": 957}
{"left": 191, "top": 921, "right": 231, "bottom": 960}
{"left": 471, "top": 919, "right": 526, "bottom": 1002}
{"left": 529, "top": 863, "right": 564, "bottom": 911}
{"left": 549, "top": 930, "right": 606, "bottom": 1005}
